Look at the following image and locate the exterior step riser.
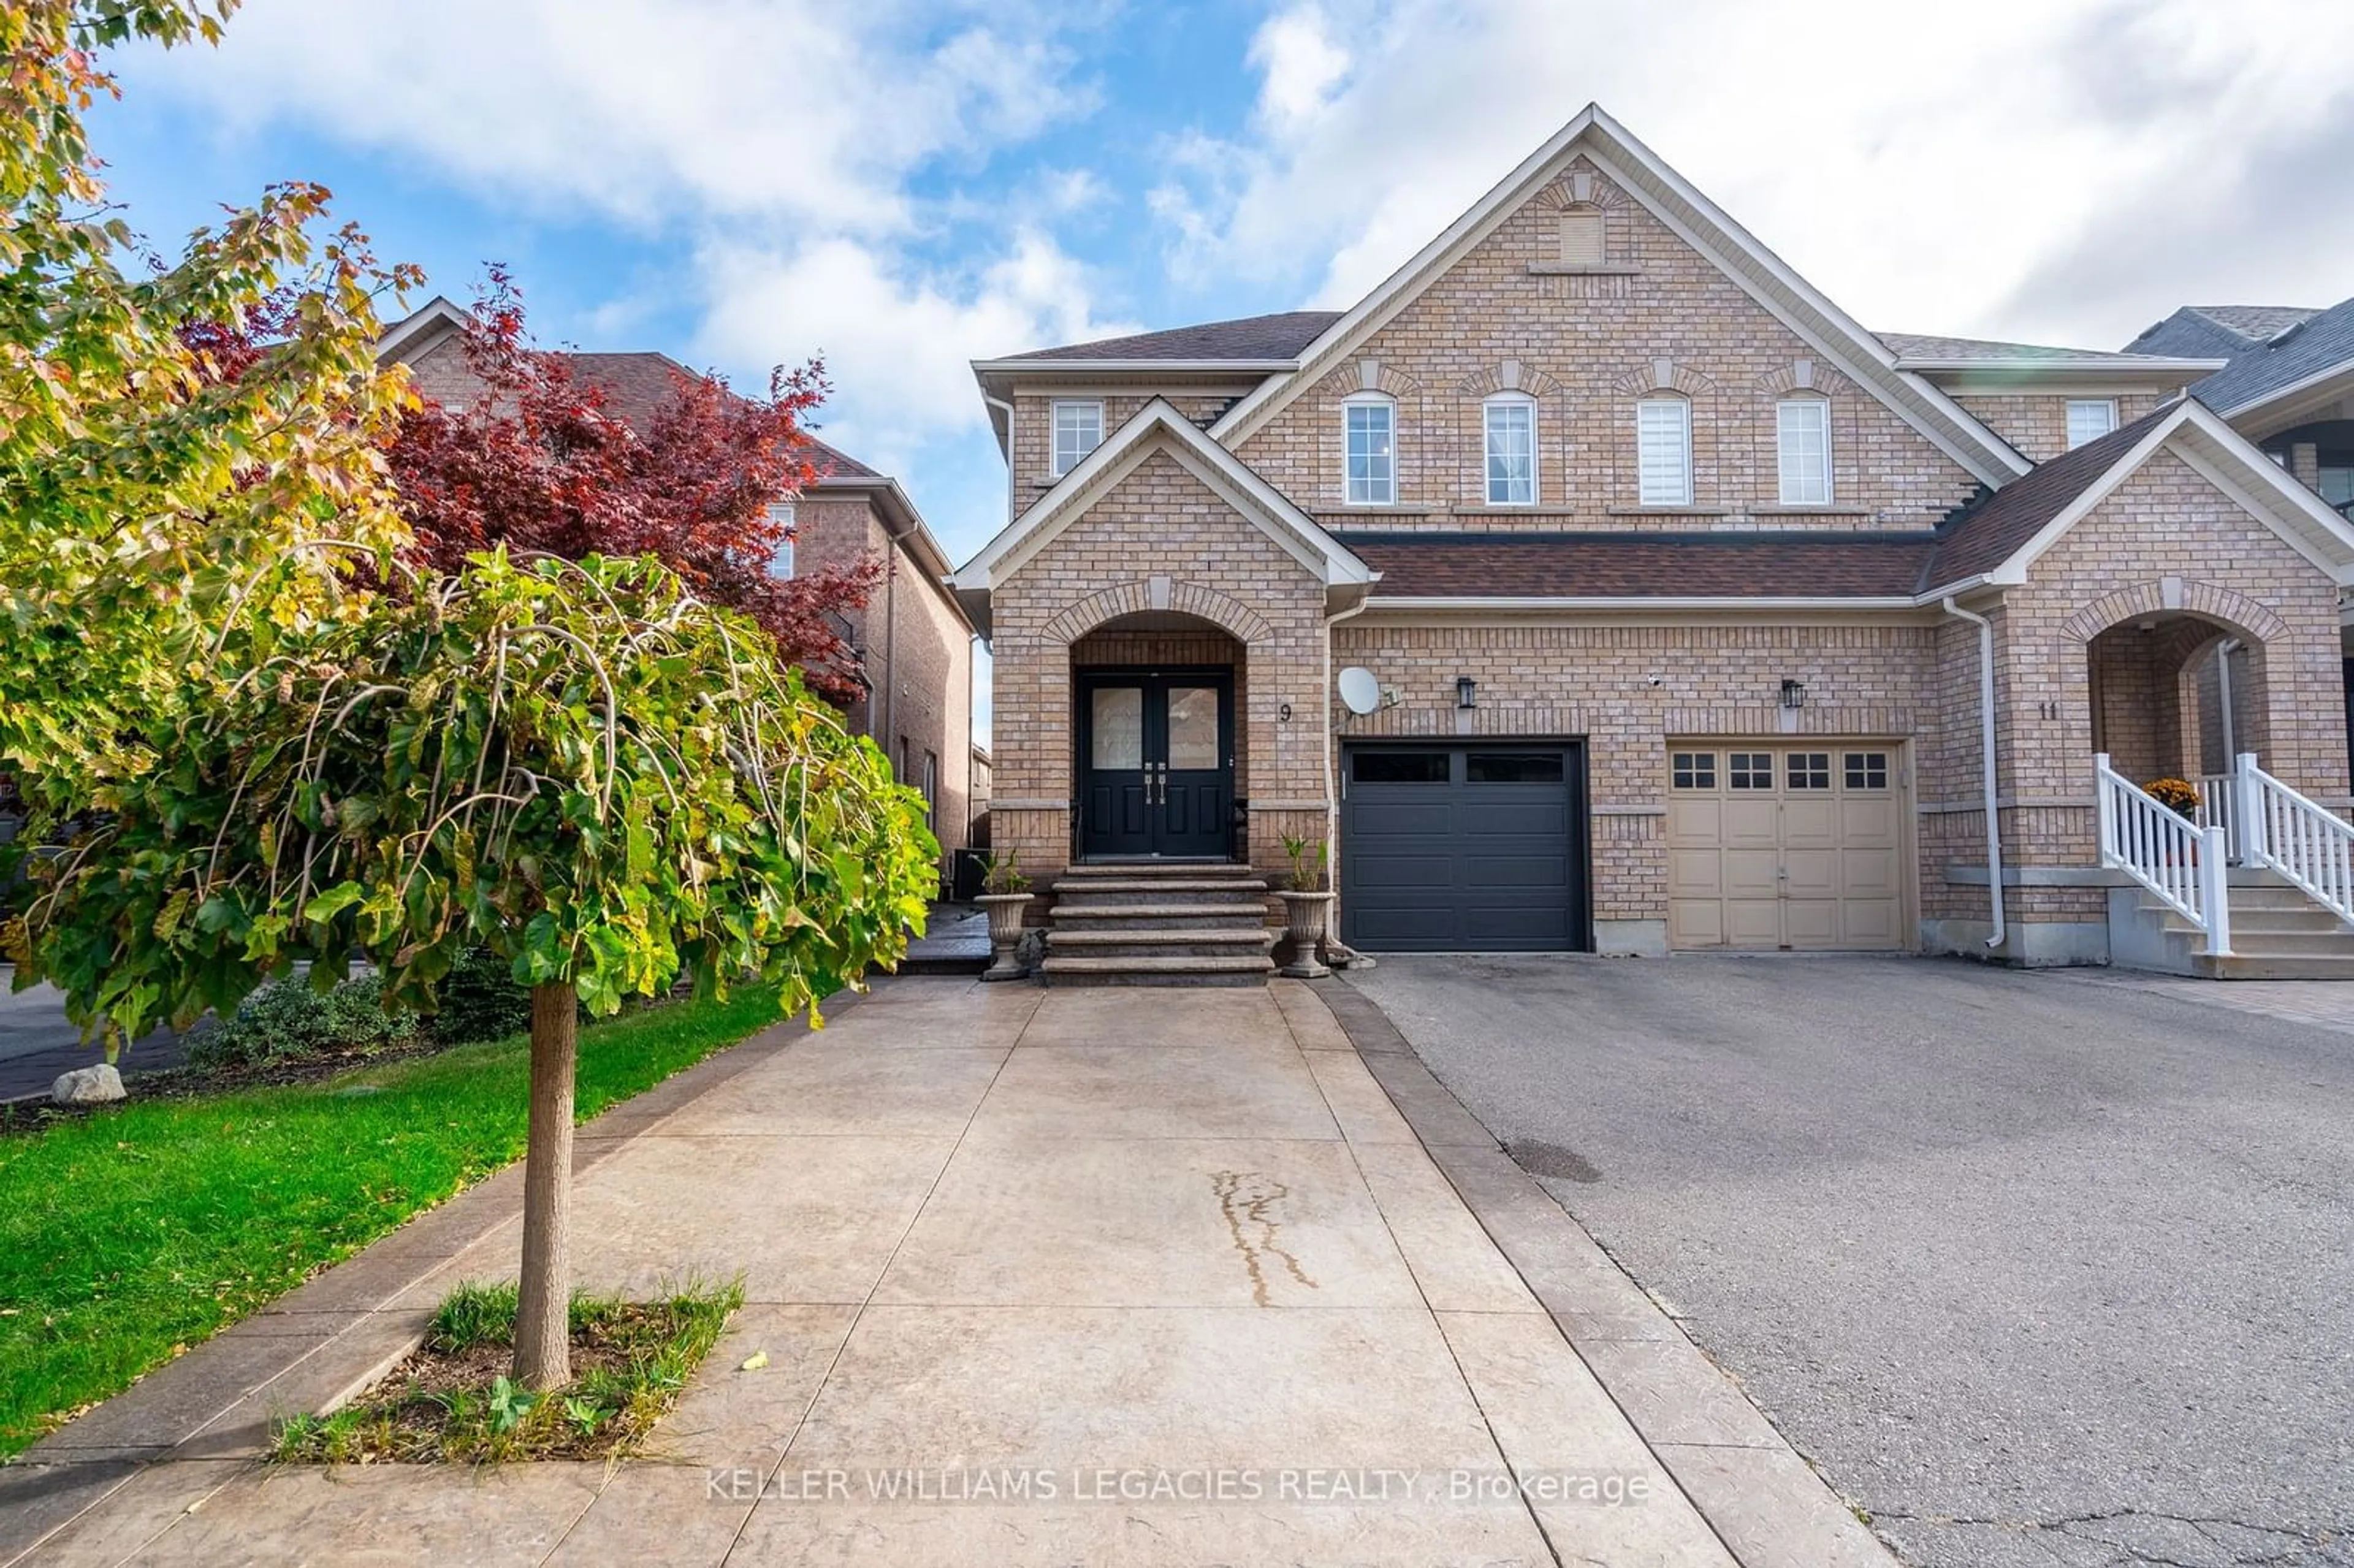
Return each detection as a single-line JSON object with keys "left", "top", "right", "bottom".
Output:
{"left": 1053, "top": 889, "right": 1271, "bottom": 908}
{"left": 1040, "top": 970, "right": 1271, "bottom": 988}
{"left": 1047, "top": 939, "right": 1277, "bottom": 959}
{"left": 1054, "top": 861, "right": 1271, "bottom": 871}
{"left": 2152, "top": 913, "right": 2353, "bottom": 937}
{"left": 2195, "top": 955, "right": 2354, "bottom": 980}
{"left": 1051, "top": 913, "right": 1273, "bottom": 932}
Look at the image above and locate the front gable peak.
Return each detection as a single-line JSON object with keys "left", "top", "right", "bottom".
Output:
{"left": 1209, "top": 105, "right": 2030, "bottom": 490}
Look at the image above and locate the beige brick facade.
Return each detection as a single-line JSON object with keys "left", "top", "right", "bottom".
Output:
{"left": 966, "top": 127, "right": 2354, "bottom": 965}
{"left": 1236, "top": 158, "right": 1983, "bottom": 534}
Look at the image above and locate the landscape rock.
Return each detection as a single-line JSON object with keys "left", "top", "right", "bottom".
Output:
{"left": 51, "top": 1065, "right": 124, "bottom": 1105}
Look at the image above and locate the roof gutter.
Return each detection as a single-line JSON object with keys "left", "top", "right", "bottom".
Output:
{"left": 1364, "top": 595, "right": 1927, "bottom": 612}
{"left": 1893, "top": 356, "right": 2226, "bottom": 375}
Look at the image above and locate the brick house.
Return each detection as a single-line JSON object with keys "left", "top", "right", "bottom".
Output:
{"left": 375, "top": 301, "right": 978, "bottom": 870}
{"left": 949, "top": 105, "right": 2354, "bottom": 980}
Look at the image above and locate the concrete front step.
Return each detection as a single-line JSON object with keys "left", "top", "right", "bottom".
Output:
{"left": 1046, "top": 928, "right": 1278, "bottom": 958}
{"left": 1039, "top": 953, "right": 1278, "bottom": 988}
{"left": 2193, "top": 952, "right": 2354, "bottom": 980}
{"left": 2149, "top": 906, "right": 2353, "bottom": 938}
{"left": 1051, "top": 904, "right": 1273, "bottom": 931}
{"left": 1054, "top": 861, "right": 1259, "bottom": 879}
{"left": 1051, "top": 880, "right": 1270, "bottom": 899}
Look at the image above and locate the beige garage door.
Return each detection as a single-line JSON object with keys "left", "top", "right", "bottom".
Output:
{"left": 1666, "top": 744, "right": 1906, "bottom": 951}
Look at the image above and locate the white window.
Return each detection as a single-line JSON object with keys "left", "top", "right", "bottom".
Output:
{"left": 2065, "top": 398, "right": 2117, "bottom": 450}
{"left": 1775, "top": 397, "right": 1831, "bottom": 506}
{"left": 765, "top": 501, "right": 796, "bottom": 579}
{"left": 1050, "top": 400, "right": 1103, "bottom": 476}
{"left": 1344, "top": 397, "right": 1395, "bottom": 505}
{"left": 1636, "top": 397, "right": 1693, "bottom": 506}
{"left": 1484, "top": 395, "right": 1536, "bottom": 505}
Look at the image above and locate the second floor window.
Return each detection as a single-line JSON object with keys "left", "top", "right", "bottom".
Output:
{"left": 1776, "top": 398, "right": 1830, "bottom": 506}
{"left": 765, "top": 501, "right": 796, "bottom": 579}
{"left": 2065, "top": 398, "right": 2117, "bottom": 450}
{"left": 1484, "top": 396, "right": 1536, "bottom": 505}
{"left": 1051, "top": 400, "right": 1103, "bottom": 476}
{"left": 1636, "top": 397, "right": 1693, "bottom": 506}
{"left": 1345, "top": 398, "right": 1396, "bottom": 505}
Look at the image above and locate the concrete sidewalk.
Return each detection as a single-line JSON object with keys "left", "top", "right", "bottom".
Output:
{"left": 6, "top": 978, "right": 1884, "bottom": 1567}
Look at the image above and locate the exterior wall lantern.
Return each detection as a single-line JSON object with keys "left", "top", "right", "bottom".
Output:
{"left": 1457, "top": 677, "right": 1479, "bottom": 709}
{"left": 1780, "top": 677, "right": 1807, "bottom": 710}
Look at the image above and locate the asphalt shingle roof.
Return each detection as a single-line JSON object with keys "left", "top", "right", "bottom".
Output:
{"left": 2173, "top": 298, "right": 2354, "bottom": 416}
{"left": 1876, "top": 332, "right": 2189, "bottom": 366}
{"left": 561, "top": 352, "right": 878, "bottom": 480}
{"left": 1002, "top": 310, "right": 1344, "bottom": 363}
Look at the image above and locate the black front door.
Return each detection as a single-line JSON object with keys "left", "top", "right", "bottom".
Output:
{"left": 1078, "top": 672, "right": 1233, "bottom": 859}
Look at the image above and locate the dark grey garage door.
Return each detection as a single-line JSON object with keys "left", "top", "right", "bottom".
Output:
{"left": 1339, "top": 742, "right": 1588, "bottom": 952}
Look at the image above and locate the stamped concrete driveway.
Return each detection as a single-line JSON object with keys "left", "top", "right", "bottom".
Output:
{"left": 10, "top": 978, "right": 1790, "bottom": 1568}
{"left": 1347, "top": 954, "right": 2354, "bottom": 1567}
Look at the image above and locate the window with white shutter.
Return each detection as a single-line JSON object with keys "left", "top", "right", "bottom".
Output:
{"left": 2065, "top": 399, "right": 2117, "bottom": 450}
{"left": 1636, "top": 397, "right": 1692, "bottom": 506}
{"left": 1558, "top": 208, "right": 1604, "bottom": 267}
{"left": 1776, "top": 398, "right": 1830, "bottom": 506}
{"left": 1484, "top": 395, "right": 1536, "bottom": 505}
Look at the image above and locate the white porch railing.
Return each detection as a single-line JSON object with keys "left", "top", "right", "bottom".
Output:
{"left": 2195, "top": 773, "right": 2241, "bottom": 862}
{"left": 2235, "top": 751, "right": 2354, "bottom": 929}
{"left": 2096, "top": 752, "right": 2231, "bottom": 955}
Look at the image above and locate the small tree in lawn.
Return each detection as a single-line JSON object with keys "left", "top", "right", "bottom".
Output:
{"left": 10, "top": 552, "right": 937, "bottom": 1385}
{"left": 385, "top": 274, "right": 884, "bottom": 707}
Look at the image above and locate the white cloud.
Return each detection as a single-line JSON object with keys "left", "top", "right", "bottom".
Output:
{"left": 694, "top": 229, "right": 1139, "bottom": 471}
{"left": 1157, "top": 0, "right": 2354, "bottom": 346}
{"left": 128, "top": 0, "right": 1095, "bottom": 235}
{"left": 1249, "top": 5, "right": 1352, "bottom": 133}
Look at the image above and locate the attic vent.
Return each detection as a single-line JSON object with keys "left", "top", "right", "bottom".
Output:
{"left": 1559, "top": 208, "right": 1604, "bottom": 268}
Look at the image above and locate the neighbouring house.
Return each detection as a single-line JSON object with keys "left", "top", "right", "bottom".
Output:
{"left": 373, "top": 300, "right": 978, "bottom": 874}
{"left": 949, "top": 104, "right": 2354, "bottom": 983}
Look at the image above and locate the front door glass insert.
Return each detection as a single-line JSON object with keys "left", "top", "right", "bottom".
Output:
{"left": 1165, "top": 685, "right": 1221, "bottom": 771}
{"left": 1091, "top": 686, "right": 1143, "bottom": 771}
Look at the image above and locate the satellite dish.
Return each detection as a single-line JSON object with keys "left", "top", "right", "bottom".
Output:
{"left": 1337, "top": 666, "right": 1382, "bottom": 716}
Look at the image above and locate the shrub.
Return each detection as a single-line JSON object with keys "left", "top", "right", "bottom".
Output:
{"left": 430, "top": 948, "right": 537, "bottom": 1047}
{"left": 191, "top": 974, "right": 416, "bottom": 1071}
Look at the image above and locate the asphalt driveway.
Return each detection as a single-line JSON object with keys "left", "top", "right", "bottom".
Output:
{"left": 1346, "top": 954, "right": 2354, "bottom": 1568}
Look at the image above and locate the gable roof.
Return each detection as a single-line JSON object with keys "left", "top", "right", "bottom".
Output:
{"left": 1918, "top": 396, "right": 2354, "bottom": 594}
{"left": 2127, "top": 305, "right": 2322, "bottom": 357}
{"left": 999, "top": 311, "right": 1343, "bottom": 365}
{"left": 1208, "top": 104, "right": 2032, "bottom": 489}
{"left": 2176, "top": 296, "right": 2354, "bottom": 419}
{"left": 1877, "top": 332, "right": 2222, "bottom": 375}
{"left": 948, "top": 398, "right": 1374, "bottom": 633}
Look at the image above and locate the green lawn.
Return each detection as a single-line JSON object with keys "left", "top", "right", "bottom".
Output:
{"left": 0, "top": 986, "right": 791, "bottom": 1458}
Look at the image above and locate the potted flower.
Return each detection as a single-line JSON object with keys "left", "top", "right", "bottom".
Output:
{"left": 973, "top": 851, "right": 1034, "bottom": 982}
{"left": 2145, "top": 777, "right": 2201, "bottom": 819}
{"left": 1275, "top": 834, "right": 1335, "bottom": 980}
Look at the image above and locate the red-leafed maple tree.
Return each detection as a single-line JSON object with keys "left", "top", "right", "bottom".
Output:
{"left": 386, "top": 271, "right": 880, "bottom": 704}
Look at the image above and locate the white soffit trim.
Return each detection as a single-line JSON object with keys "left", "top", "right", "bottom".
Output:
{"left": 1209, "top": 104, "right": 2030, "bottom": 488}
{"left": 372, "top": 295, "right": 472, "bottom": 365}
{"left": 948, "top": 398, "right": 1373, "bottom": 590}
{"left": 2220, "top": 358, "right": 2354, "bottom": 422}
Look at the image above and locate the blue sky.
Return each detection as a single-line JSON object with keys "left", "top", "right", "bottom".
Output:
{"left": 94, "top": 0, "right": 2354, "bottom": 581}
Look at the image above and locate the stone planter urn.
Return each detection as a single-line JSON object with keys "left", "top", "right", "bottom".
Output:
{"left": 1274, "top": 891, "right": 1336, "bottom": 979}
{"left": 975, "top": 892, "right": 1035, "bottom": 982}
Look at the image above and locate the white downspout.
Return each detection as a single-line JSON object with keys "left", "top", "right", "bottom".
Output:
{"left": 1942, "top": 598, "right": 2006, "bottom": 953}
{"left": 984, "top": 394, "right": 1018, "bottom": 523}
{"left": 2216, "top": 638, "right": 2239, "bottom": 765}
